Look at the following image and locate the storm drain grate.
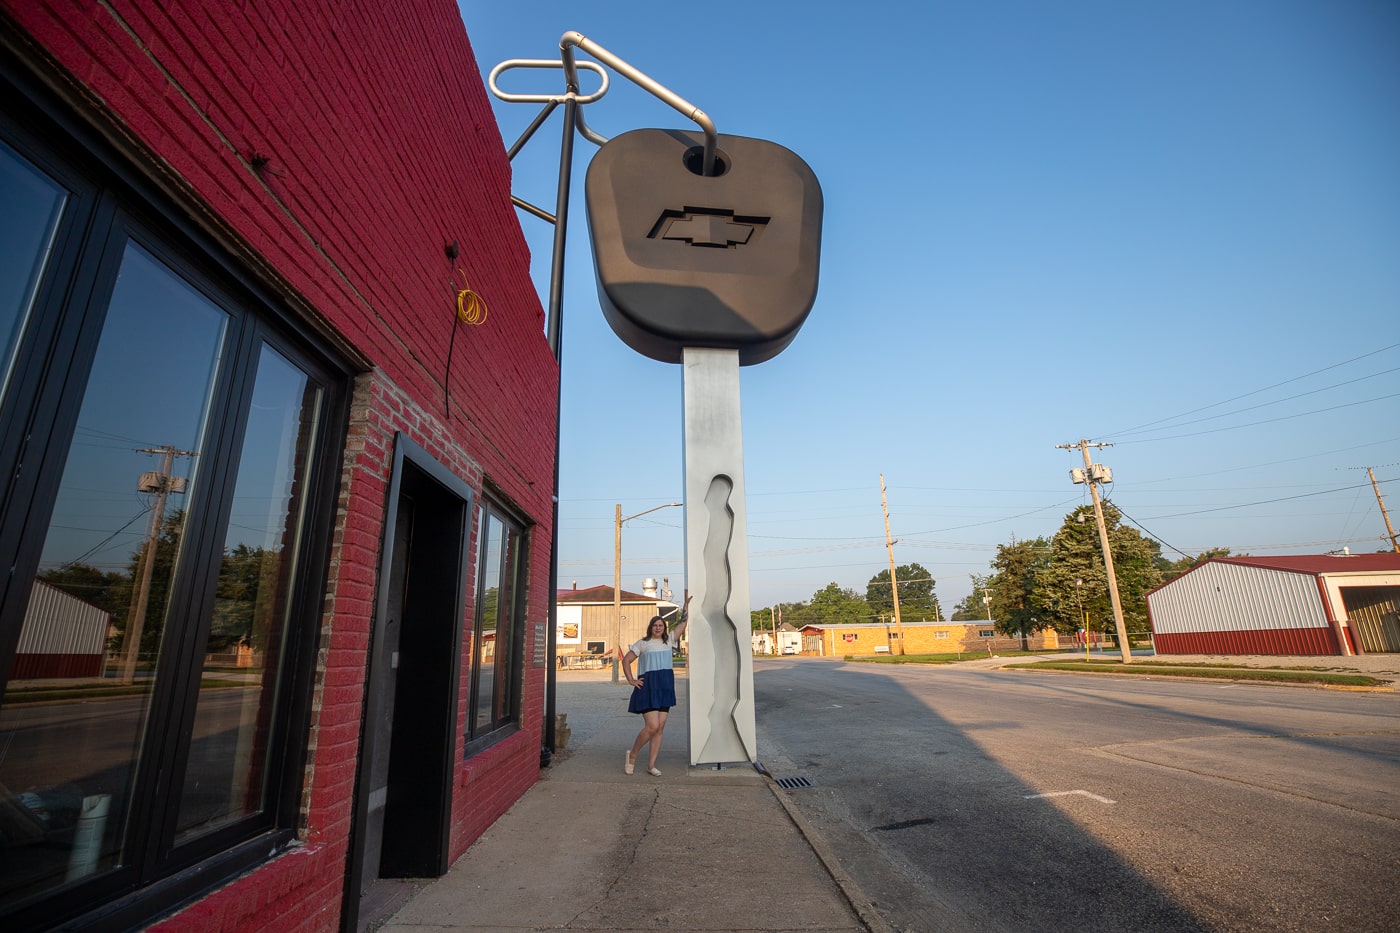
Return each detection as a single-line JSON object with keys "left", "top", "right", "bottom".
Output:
{"left": 776, "top": 776, "right": 813, "bottom": 790}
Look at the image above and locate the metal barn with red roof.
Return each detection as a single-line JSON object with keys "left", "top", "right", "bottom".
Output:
{"left": 1146, "top": 554, "right": 1400, "bottom": 656}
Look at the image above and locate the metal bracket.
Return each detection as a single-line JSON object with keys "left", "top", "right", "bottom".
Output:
{"left": 490, "top": 30, "right": 721, "bottom": 188}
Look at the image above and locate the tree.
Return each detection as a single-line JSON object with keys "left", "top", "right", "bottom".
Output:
{"left": 210, "top": 543, "right": 283, "bottom": 654}
{"left": 755, "top": 600, "right": 821, "bottom": 631}
{"left": 106, "top": 509, "right": 187, "bottom": 658}
{"left": 1038, "top": 503, "right": 1163, "bottom": 635}
{"left": 986, "top": 537, "right": 1052, "bottom": 640}
{"left": 807, "top": 583, "right": 870, "bottom": 627}
{"left": 1157, "top": 546, "right": 1232, "bottom": 583}
{"left": 950, "top": 574, "right": 993, "bottom": 621}
{"left": 865, "top": 562, "right": 938, "bottom": 620}
{"left": 39, "top": 563, "right": 125, "bottom": 617}
{"left": 749, "top": 606, "right": 779, "bottom": 632}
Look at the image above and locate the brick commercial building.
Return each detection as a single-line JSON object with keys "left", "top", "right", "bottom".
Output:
{"left": 0, "top": 3, "right": 556, "bottom": 930}
{"left": 800, "top": 622, "right": 1062, "bottom": 657}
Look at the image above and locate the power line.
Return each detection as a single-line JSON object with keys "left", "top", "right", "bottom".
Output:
{"left": 1107, "top": 366, "right": 1400, "bottom": 439}
{"left": 1111, "top": 504, "right": 1192, "bottom": 560}
{"left": 1144, "top": 480, "right": 1379, "bottom": 519}
{"left": 1098, "top": 341, "right": 1400, "bottom": 437}
{"left": 59, "top": 506, "right": 152, "bottom": 568}
{"left": 1130, "top": 436, "right": 1400, "bottom": 486}
{"left": 898, "top": 496, "right": 1083, "bottom": 537}
{"left": 1109, "top": 392, "right": 1400, "bottom": 445}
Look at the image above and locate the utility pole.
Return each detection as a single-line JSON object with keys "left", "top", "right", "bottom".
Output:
{"left": 612, "top": 501, "right": 682, "bottom": 682}
{"left": 879, "top": 474, "right": 905, "bottom": 654}
{"left": 1058, "top": 439, "right": 1132, "bottom": 663}
{"left": 121, "top": 445, "right": 194, "bottom": 685}
{"left": 1365, "top": 467, "right": 1400, "bottom": 553}
{"left": 613, "top": 504, "right": 623, "bottom": 681}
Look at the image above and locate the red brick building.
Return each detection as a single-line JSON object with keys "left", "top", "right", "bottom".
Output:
{"left": 0, "top": 2, "right": 555, "bottom": 929}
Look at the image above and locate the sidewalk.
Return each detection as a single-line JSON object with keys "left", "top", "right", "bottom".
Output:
{"left": 377, "top": 669, "right": 885, "bottom": 933}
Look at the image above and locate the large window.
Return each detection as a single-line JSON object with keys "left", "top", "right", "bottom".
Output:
{"left": 0, "top": 138, "right": 64, "bottom": 400}
{"left": 466, "top": 499, "right": 528, "bottom": 748}
{"left": 0, "top": 87, "right": 343, "bottom": 929}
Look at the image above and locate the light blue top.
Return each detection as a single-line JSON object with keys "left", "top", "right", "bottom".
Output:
{"left": 629, "top": 637, "right": 673, "bottom": 675}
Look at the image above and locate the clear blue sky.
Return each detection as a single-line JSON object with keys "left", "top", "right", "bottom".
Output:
{"left": 460, "top": 1, "right": 1400, "bottom": 615}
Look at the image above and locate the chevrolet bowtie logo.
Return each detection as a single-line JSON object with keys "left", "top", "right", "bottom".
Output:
{"left": 650, "top": 209, "right": 769, "bottom": 248}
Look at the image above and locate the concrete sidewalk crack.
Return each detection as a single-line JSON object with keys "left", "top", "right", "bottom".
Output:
{"left": 565, "top": 788, "right": 663, "bottom": 927}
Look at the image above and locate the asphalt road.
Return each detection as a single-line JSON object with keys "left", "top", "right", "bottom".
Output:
{"left": 752, "top": 658, "right": 1400, "bottom": 933}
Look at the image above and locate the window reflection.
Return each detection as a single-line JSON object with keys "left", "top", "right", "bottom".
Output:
{"left": 175, "top": 345, "right": 320, "bottom": 844}
{"left": 473, "top": 513, "right": 502, "bottom": 733}
{"left": 467, "top": 504, "right": 526, "bottom": 743}
{"left": 0, "top": 140, "right": 67, "bottom": 401}
{"left": 0, "top": 242, "right": 227, "bottom": 906}
{"left": 493, "top": 526, "right": 520, "bottom": 719}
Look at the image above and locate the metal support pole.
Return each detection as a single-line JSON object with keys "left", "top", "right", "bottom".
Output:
{"left": 559, "top": 32, "right": 717, "bottom": 176}
{"left": 542, "top": 94, "right": 577, "bottom": 758}
{"left": 683, "top": 349, "right": 755, "bottom": 764}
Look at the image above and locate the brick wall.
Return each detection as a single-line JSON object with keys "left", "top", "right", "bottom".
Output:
{"left": 2, "top": 1, "right": 556, "bottom": 930}
{"left": 1, "top": 1, "right": 557, "bottom": 495}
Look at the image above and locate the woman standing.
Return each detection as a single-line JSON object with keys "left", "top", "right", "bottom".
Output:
{"left": 622, "top": 596, "right": 690, "bottom": 776}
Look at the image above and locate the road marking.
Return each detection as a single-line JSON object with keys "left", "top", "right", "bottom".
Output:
{"left": 1023, "top": 789, "right": 1116, "bottom": 804}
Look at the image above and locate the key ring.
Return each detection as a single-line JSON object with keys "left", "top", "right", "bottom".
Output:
{"left": 488, "top": 58, "right": 609, "bottom": 104}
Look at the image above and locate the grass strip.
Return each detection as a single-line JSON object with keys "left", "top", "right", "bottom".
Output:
{"left": 1003, "top": 661, "right": 1383, "bottom": 687}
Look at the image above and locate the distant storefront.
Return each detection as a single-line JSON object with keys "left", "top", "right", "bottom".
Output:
{"left": 799, "top": 622, "right": 1061, "bottom": 656}
{"left": 557, "top": 584, "right": 681, "bottom": 662}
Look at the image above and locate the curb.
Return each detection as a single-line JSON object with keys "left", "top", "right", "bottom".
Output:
{"left": 763, "top": 777, "right": 894, "bottom": 933}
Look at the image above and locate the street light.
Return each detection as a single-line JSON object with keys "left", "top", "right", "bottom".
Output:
{"left": 613, "top": 501, "right": 682, "bottom": 682}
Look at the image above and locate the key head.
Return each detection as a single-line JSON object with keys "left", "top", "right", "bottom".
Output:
{"left": 585, "top": 128, "right": 822, "bottom": 365}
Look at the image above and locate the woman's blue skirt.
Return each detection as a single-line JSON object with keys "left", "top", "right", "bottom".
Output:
{"left": 628, "top": 668, "right": 676, "bottom": 713}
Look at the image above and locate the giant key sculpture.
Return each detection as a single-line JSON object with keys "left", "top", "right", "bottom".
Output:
{"left": 588, "top": 126, "right": 822, "bottom": 765}
{"left": 491, "top": 32, "right": 822, "bottom": 766}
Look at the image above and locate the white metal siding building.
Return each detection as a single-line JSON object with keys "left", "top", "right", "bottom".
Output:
{"left": 1146, "top": 554, "right": 1400, "bottom": 655}
{"left": 13, "top": 579, "right": 111, "bottom": 678}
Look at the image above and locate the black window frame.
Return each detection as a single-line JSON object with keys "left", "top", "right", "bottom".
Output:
{"left": 464, "top": 492, "right": 530, "bottom": 755}
{"left": 0, "top": 52, "right": 350, "bottom": 931}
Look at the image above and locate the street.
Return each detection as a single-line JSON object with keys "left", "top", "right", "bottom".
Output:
{"left": 753, "top": 658, "right": 1400, "bottom": 933}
